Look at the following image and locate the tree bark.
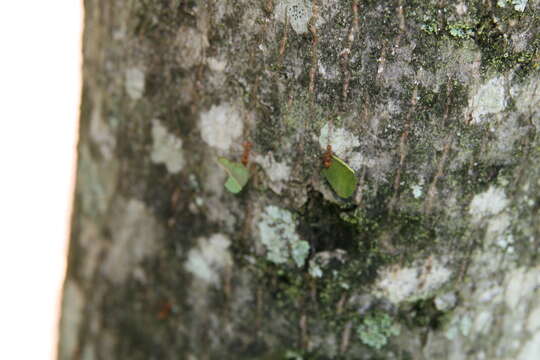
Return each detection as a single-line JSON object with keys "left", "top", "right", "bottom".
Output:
{"left": 59, "top": 1, "right": 540, "bottom": 359}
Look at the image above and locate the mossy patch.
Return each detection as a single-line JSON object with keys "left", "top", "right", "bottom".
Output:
{"left": 408, "top": 0, "right": 539, "bottom": 75}
{"left": 356, "top": 312, "right": 401, "bottom": 350}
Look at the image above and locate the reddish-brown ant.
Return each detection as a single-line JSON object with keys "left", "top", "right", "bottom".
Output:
{"left": 322, "top": 144, "right": 333, "bottom": 168}
{"left": 158, "top": 302, "right": 172, "bottom": 319}
{"left": 241, "top": 141, "right": 252, "bottom": 166}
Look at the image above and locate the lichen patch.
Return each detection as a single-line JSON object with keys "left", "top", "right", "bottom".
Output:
{"left": 274, "top": 0, "right": 313, "bottom": 34}
{"left": 527, "top": 306, "right": 540, "bottom": 332}
{"left": 470, "top": 76, "right": 507, "bottom": 124}
{"left": 102, "top": 198, "right": 163, "bottom": 283}
{"left": 511, "top": 77, "right": 540, "bottom": 118}
{"left": 258, "top": 205, "right": 309, "bottom": 267}
{"left": 124, "top": 67, "right": 145, "bottom": 100}
{"left": 174, "top": 26, "right": 208, "bottom": 69}
{"left": 497, "top": 0, "right": 529, "bottom": 12}
{"left": 411, "top": 183, "right": 424, "bottom": 199}
{"left": 207, "top": 57, "right": 227, "bottom": 72}
{"left": 373, "top": 257, "right": 452, "bottom": 304}
{"left": 504, "top": 267, "right": 540, "bottom": 309}
{"left": 254, "top": 153, "right": 291, "bottom": 194}
{"left": 434, "top": 292, "right": 458, "bottom": 311}
{"left": 184, "top": 233, "right": 232, "bottom": 286}
{"left": 199, "top": 103, "right": 243, "bottom": 152}
{"left": 485, "top": 213, "right": 513, "bottom": 251}
{"left": 468, "top": 186, "right": 509, "bottom": 224}
{"left": 79, "top": 220, "right": 104, "bottom": 280}
{"left": 150, "top": 119, "right": 185, "bottom": 174}
{"left": 473, "top": 311, "right": 493, "bottom": 335}
{"left": 318, "top": 123, "right": 360, "bottom": 159}
{"left": 518, "top": 332, "right": 540, "bottom": 360}
{"left": 77, "top": 144, "right": 119, "bottom": 217}
{"left": 89, "top": 92, "right": 115, "bottom": 159}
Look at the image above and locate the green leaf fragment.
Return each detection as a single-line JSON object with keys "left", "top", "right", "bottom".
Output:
{"left": 218, "top": 157, "right": 249, "bottom": 194}
{"left": 322, "top": 155, "right": 357, "bottom": 198}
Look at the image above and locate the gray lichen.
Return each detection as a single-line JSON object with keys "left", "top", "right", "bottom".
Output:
{"left": 258, "top": 205, "right": 309, "bottom": 267}
{"left": 101, "top": 198, "right": 163, "bottom": 284}
{"left": 184, "top": 233, "right": 232, "bottom": 286}
{"left": 150, "top": 119, "right": 185, "bottom": 174}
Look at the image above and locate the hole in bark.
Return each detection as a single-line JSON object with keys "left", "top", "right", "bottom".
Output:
{"left": 399, "top": 297, "right": 448, "bottom": 331}
{"left": 298, "top": 191, "right": 358, "bottom": 254}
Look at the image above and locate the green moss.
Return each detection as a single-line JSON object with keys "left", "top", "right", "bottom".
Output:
{"left": 356, "top": 313, "right": 400, "bottom": 350}
{"left": 448, "top": 23, "right": 475, "bottom": 39}
{"left": 420, "top": 22, "right": 439, "bottom": 35}
{"left": 409, "top": 0, "right": 539, "bottom": 75}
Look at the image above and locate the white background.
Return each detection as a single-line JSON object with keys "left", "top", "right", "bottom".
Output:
{"left": 0, "top": 1, "right": 82, "bottom": 359}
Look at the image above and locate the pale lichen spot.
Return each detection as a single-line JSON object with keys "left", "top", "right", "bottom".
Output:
{"left": 498, "top": 0, "right": 528, "bottom": 12}
{"left": 434, "top": 292, "right": 457, "bottom": 311}
{"left": 318, "top": 60, "right": 339, "bottom": 80}
{"left": 510, "top": 77, "right": 540, "bottom": 116}
{"left": 485, "top": 213, "right": 513, "bottom": 250}
{"left": 459, "top": 315, "right": 473, "bottom": 336}
{"left": 174, "top": 26, "right": 208, "bottom": 69}
{"left": 504, "top": 267, "right": 540, "bottom": 309}
{"left": 59, "top": 280, "right": 84, "bottom": 360}
{"left": 469, "top": 186, "right": 509, "bottom": 224}
{"left": 445, "top": 320, "right": 459, "bottom": 340}
{"left": 455, "top": 2, "right": 468, "bottom": 15}
{"left": 199, "top": 103, "right": 243, "bottom": 151}
{"left": 102, "top": 198, "right": 162, "bottom": 283}
{"left": 490, "top": 115, "right": 528, "bottom": 161}
{"left": 207, "top": 57, "right": 227, "bottom": 72}
{"left": 184, "top": 233, "right": 232, "bottom": 286}
{"left": 291, "top": 240, "right": 310, "bottom": 267}
{"left": 124, "top": 67, "right": 145, "bottom": 100}
{"left": 527, "top": 306, "right": 540, "bottom": 332}
{"left": 309, "top": 262, "right": 323, "bottom": 278}
{"left": 527, "top": 304, "right": 540, "bottom": 333}
{"left": 274, "top": 0, "right": 313, "bottom": 34}
{"left": 518, "top": 332, "right": 540, "bottom": 360}
{"left": 77, "top": 144, "right": 119, "bottom": 217}
{"left": 347, "top": 152, "right": 365, "bottom": 171}
{"left": 473, "top": 310, "right": 493, "bottom": 334}
{"left": 79, "top": 220, "right": 104, "bottom": 280}
{"left": 470, "top": 76, "right": 507, "bottom": 124}
{"left": 318, "top": 123, "right": 360, "bottom": 159}
{"left": 513, "top": 0, "right": 528, "bottom": 12}
{"left": 259, "top": 205, "right": 298, "bottom": 264}
{"left": 411, "top": 184, "right": 423, "bottom": 199}
{"left": 89, "top": 92, "right": 115, "bottom": 159}
{"left": 254, "top": 153, "right": 291, "bottom": 194}
{"left": 150, "top": 119, "right": 185, "bottom": 174}
{"left": 373, "top": 257, "right": 452, "bottom": 304}
{"left": 308, "top": 250, "right": 347, "bottom": 279}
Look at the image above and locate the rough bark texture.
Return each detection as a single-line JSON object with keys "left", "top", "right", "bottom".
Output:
{"left": 60, "top": 1, "right": 540, "bottom": 359}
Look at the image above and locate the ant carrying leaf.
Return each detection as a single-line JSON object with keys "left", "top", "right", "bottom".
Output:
{"left": 218, "top": 141, "right": 252, "bottom": 194}
{"left": 321, "top": 144, "right": 357, "bottom": 199}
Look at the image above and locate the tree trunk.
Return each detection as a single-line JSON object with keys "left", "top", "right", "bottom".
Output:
{"left": 59, "top": 1, "right": 540, "bottom": 359}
